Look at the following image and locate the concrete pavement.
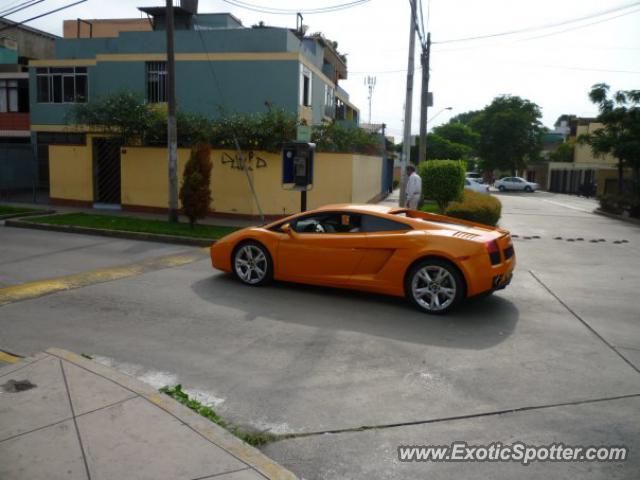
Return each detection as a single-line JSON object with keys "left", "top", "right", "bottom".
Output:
{"left": 0, "top": 348, "right": 297, "bottom": 480}
{"left": 0, "top": 191, "right": 639, "bottom": 479}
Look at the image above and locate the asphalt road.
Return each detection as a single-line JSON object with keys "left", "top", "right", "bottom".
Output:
{"left": 1, "top": 191, "right": 639, "bottom": 479}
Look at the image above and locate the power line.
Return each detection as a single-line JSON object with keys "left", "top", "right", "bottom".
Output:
{"left": 0, "top": 0, "right": 46, "bottom": 18}
{"left": 0, "top": 0, "right": 87, "bottom": 32}
{"left": 433, "top": 1, "right": 640, "bottom": 44}
{"left": 517, "top": 6, "right": 640, "bottom": 42}
{"left": 221, "top": 0, "right": 371, "bottom": 15}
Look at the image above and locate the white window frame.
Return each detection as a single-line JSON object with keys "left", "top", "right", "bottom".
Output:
{"left": 300, "top": 64, "right": 312, "bottom": 107}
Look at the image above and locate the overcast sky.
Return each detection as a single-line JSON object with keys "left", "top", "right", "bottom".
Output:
{"left": 11, "top": 0, "right": 640, "bottom": 140}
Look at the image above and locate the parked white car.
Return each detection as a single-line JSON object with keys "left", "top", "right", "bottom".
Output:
{"left": 495, "top": 176, "right": 539, "bottom": 192}
{"left": 464, "top": 178, "right": 490, "bottom": 194}
{"left": 466, "top": 172, "right": 483, "bottom": 182}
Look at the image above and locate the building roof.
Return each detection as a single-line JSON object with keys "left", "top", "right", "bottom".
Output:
{"left": 0, "top": 19, "right": 59, "bottom": 40}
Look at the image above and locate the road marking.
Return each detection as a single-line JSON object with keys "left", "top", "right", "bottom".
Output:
{"left": 0, "top": 351, "right": 21, "bottom": 364}
{"left": 0, "top": 249, "right": 209, "bottom": 307}
{"left": 540, "top": 198, "right": 594, "bottom": 213}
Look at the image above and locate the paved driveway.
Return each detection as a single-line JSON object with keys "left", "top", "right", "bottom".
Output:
{"left": 0, "top": 192, "right": 638, "bottom": 479}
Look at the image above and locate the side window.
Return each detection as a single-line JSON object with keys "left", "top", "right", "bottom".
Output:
{"left": 300, "top": 65, "right": 312, "bottom": 107}
{"left": 361, "top": 214, "right": 412, "bottom": 232}
{"left": 293, "top": 212, "right": 362, "bottom": 234}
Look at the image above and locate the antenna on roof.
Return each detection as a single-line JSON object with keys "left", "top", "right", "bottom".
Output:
{"left": 365, "top": 75, "right": 376, "bottom": 124}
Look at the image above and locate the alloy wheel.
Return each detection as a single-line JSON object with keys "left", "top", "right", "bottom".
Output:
{"left": 234, "top": 244, "right": 269, "bottom": 285}
{"left": 411, "top": 265, "right": 457, "bottom": 312}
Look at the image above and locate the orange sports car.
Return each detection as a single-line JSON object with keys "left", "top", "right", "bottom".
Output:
{"left": 210, "top": 204, "right": 515, "bottom": 314}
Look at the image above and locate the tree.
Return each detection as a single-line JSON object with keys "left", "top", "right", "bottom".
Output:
{"left": 548, "top": 141, "right": 575, "bottom": 163}
{"left": 424, "top": 134, "right": 470, "bottom": 161}
{"left": 578, "top": 83, "right": 640, "bottom": 193}
{"left": 448, "top": 110, "right": 481, "bottom": 126}
{"left": 179, "top": 142, "right": 212, "bottom": 227}
{"left": 432, "top": 122, "right": 479, "bottom": 149}
{"left": 471, "top": 96, "right": 544, "bottom": 176}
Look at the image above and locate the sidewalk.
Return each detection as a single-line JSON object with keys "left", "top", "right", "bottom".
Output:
{"left": 378, "top": 188, "right": 400, "bottom": 208}
{"left": 0, "top": 349, "right": 297, "bottom": 480}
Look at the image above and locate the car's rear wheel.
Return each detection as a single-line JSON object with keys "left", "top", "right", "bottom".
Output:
{"left": 406, "top": 258, "right": 465, "bottom": 314}
{"left": 498, "top": 185, "right": 506, "bottom": 192}
{"left": 233, "top": 241, "right": 272, "bottom": 286}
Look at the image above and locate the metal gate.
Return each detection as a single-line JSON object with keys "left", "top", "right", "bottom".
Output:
{"left": 92, "top": 137, "right": 122, "bottom": 205}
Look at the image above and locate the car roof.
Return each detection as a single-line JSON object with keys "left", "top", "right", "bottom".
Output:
{"left": 313, "top": 203, "right": 397, "bottom": 214}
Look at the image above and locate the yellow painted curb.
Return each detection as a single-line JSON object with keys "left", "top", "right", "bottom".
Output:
{"left": 0, "top": 351, "right": 21, "bottom": 364}
{"left": 0, "top": 250, "right": 207, "bottom": 307}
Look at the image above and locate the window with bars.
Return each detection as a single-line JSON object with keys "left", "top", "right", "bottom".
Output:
{"left": 36, "top": 67, "right": 88, "bottom": 104}
{"left": 146, "top": 61, "right": 167, "bottom": 103}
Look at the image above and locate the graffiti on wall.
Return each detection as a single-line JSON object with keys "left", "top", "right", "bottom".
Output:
{"left": 221, "top": 151, "right": 268, "bottom": 171}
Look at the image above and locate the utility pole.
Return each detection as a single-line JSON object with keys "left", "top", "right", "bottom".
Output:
{"left": 399, "top": 0, "right": 417, "bottom": 207}
{"left": 166, "top": 0, "right": 178, "bottom": 223}
{"left": 365, "top": 75, "right": 376, "bottom": 124}
{"left": 418, "top": 32, "right": 431, "bottom": 166}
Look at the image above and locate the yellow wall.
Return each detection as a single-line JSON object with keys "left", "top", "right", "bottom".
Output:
{"left": 596, "top": 168, "right": 633, "bottom": 196}
{"left": 351, "top": 154, "right": 383, "bottom": 203}
{"left": 63, "top": 19, "right": 151, "bottom": 39}
{"left": 49, "top": 142, "right": 94, "bottom": 202}
{"left": 50, "top": 140, "right": 383, "bottom": 215}
{"left": 120, "top": 147, "right": 191, "bottom": 208}
{"left": 575, "top": 123, "right": 617, "bottom": 166}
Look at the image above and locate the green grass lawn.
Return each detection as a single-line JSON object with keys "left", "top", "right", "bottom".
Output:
{"left": 24, "top": 213, "right": 239, "bottom": 239}
{"left": 0, "top": 205, "right": 38, "bottom": 216}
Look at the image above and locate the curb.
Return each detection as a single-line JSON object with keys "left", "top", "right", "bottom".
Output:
{"left": 0, "top": 209, "right": 55, "bottom": 221}
{"left": 593, "top": 209, "right": 640, "bottom": 226}
{"left": 4, "top": 218, "right": 217, "bottom": 247}
{"left": 45, "top": 348, "right": 298, "bottom": 480}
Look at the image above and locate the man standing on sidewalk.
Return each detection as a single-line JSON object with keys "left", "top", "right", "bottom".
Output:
{"left": 405, "top": 165, "right": 422, "bottom": 210}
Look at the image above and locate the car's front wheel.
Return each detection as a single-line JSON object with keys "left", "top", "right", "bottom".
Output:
{"left": 498, "top": 185, "right": 506, "bottom": 192}
{"left": 406, "top": 258, "right": 465, "bottom": 314}
{"left": 233, "top": 241, "right": 272, "bottom": 286}
{"left": 524, "top": 185, "right": 533, "bottom": 192}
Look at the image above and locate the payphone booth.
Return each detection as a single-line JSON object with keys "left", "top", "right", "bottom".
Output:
{"left": 282, "top": 142, "right": 315, "bottom": 212}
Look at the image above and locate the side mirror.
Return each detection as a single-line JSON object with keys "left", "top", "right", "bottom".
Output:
{"left": 281, "top": 223, "right": 295, "bottom": 236}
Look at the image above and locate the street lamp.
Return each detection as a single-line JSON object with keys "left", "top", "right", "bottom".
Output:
{"left": 427, "top": 106, "right": 453, "bottom": 127}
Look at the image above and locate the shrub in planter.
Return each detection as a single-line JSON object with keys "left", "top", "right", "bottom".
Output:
{"left": 598, "top": 193, "right": 640, "bottom": 218}
{"left": 445, "top": 190, "right": 502, "bottom": 226}
{"left": 419, "top": 160, "right": 466, "bottom": 213}
{"left": 180, "top": 142, "right": 213, "bottom": 227}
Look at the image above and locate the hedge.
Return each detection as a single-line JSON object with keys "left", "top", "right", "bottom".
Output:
{"left": 445, "top": 190, "right": 502, "bottom": 226}
{"left": 418, "top": 160, "right": 466, "bottom": 213}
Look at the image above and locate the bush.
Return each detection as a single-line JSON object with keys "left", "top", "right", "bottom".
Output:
{"left": 598, "top": 193, "right": 640, "bottom": 218}
{"left": 445, "top": 190, "right": 502, "bottom": 226}
{"left": 179, "top": 142, "right": 212, "bottom": 227}
{"left": 311, "top": 121, "right": 381, "bottom": 155}
{"left": 419, "top": 160, "right": 466, "bottom": 213}
{"left": 210, "top": 107, "right": 298, "bottom": 153}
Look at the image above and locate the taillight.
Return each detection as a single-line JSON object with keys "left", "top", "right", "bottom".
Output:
{"left": 486, "top": 240, "right": 501, "bottom": 265}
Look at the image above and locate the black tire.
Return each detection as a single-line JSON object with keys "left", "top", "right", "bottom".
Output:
{"left": 232, "top": 241, "right": 273, "bottom": 286}
{"left": 498, "top": 185, "right": 506, "bottom": 192}
{"left": 524, "top": 186, "right": 532, "bottom": 192}
{"left": 405, "top": 258, "right": 466, "bottom": 315}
